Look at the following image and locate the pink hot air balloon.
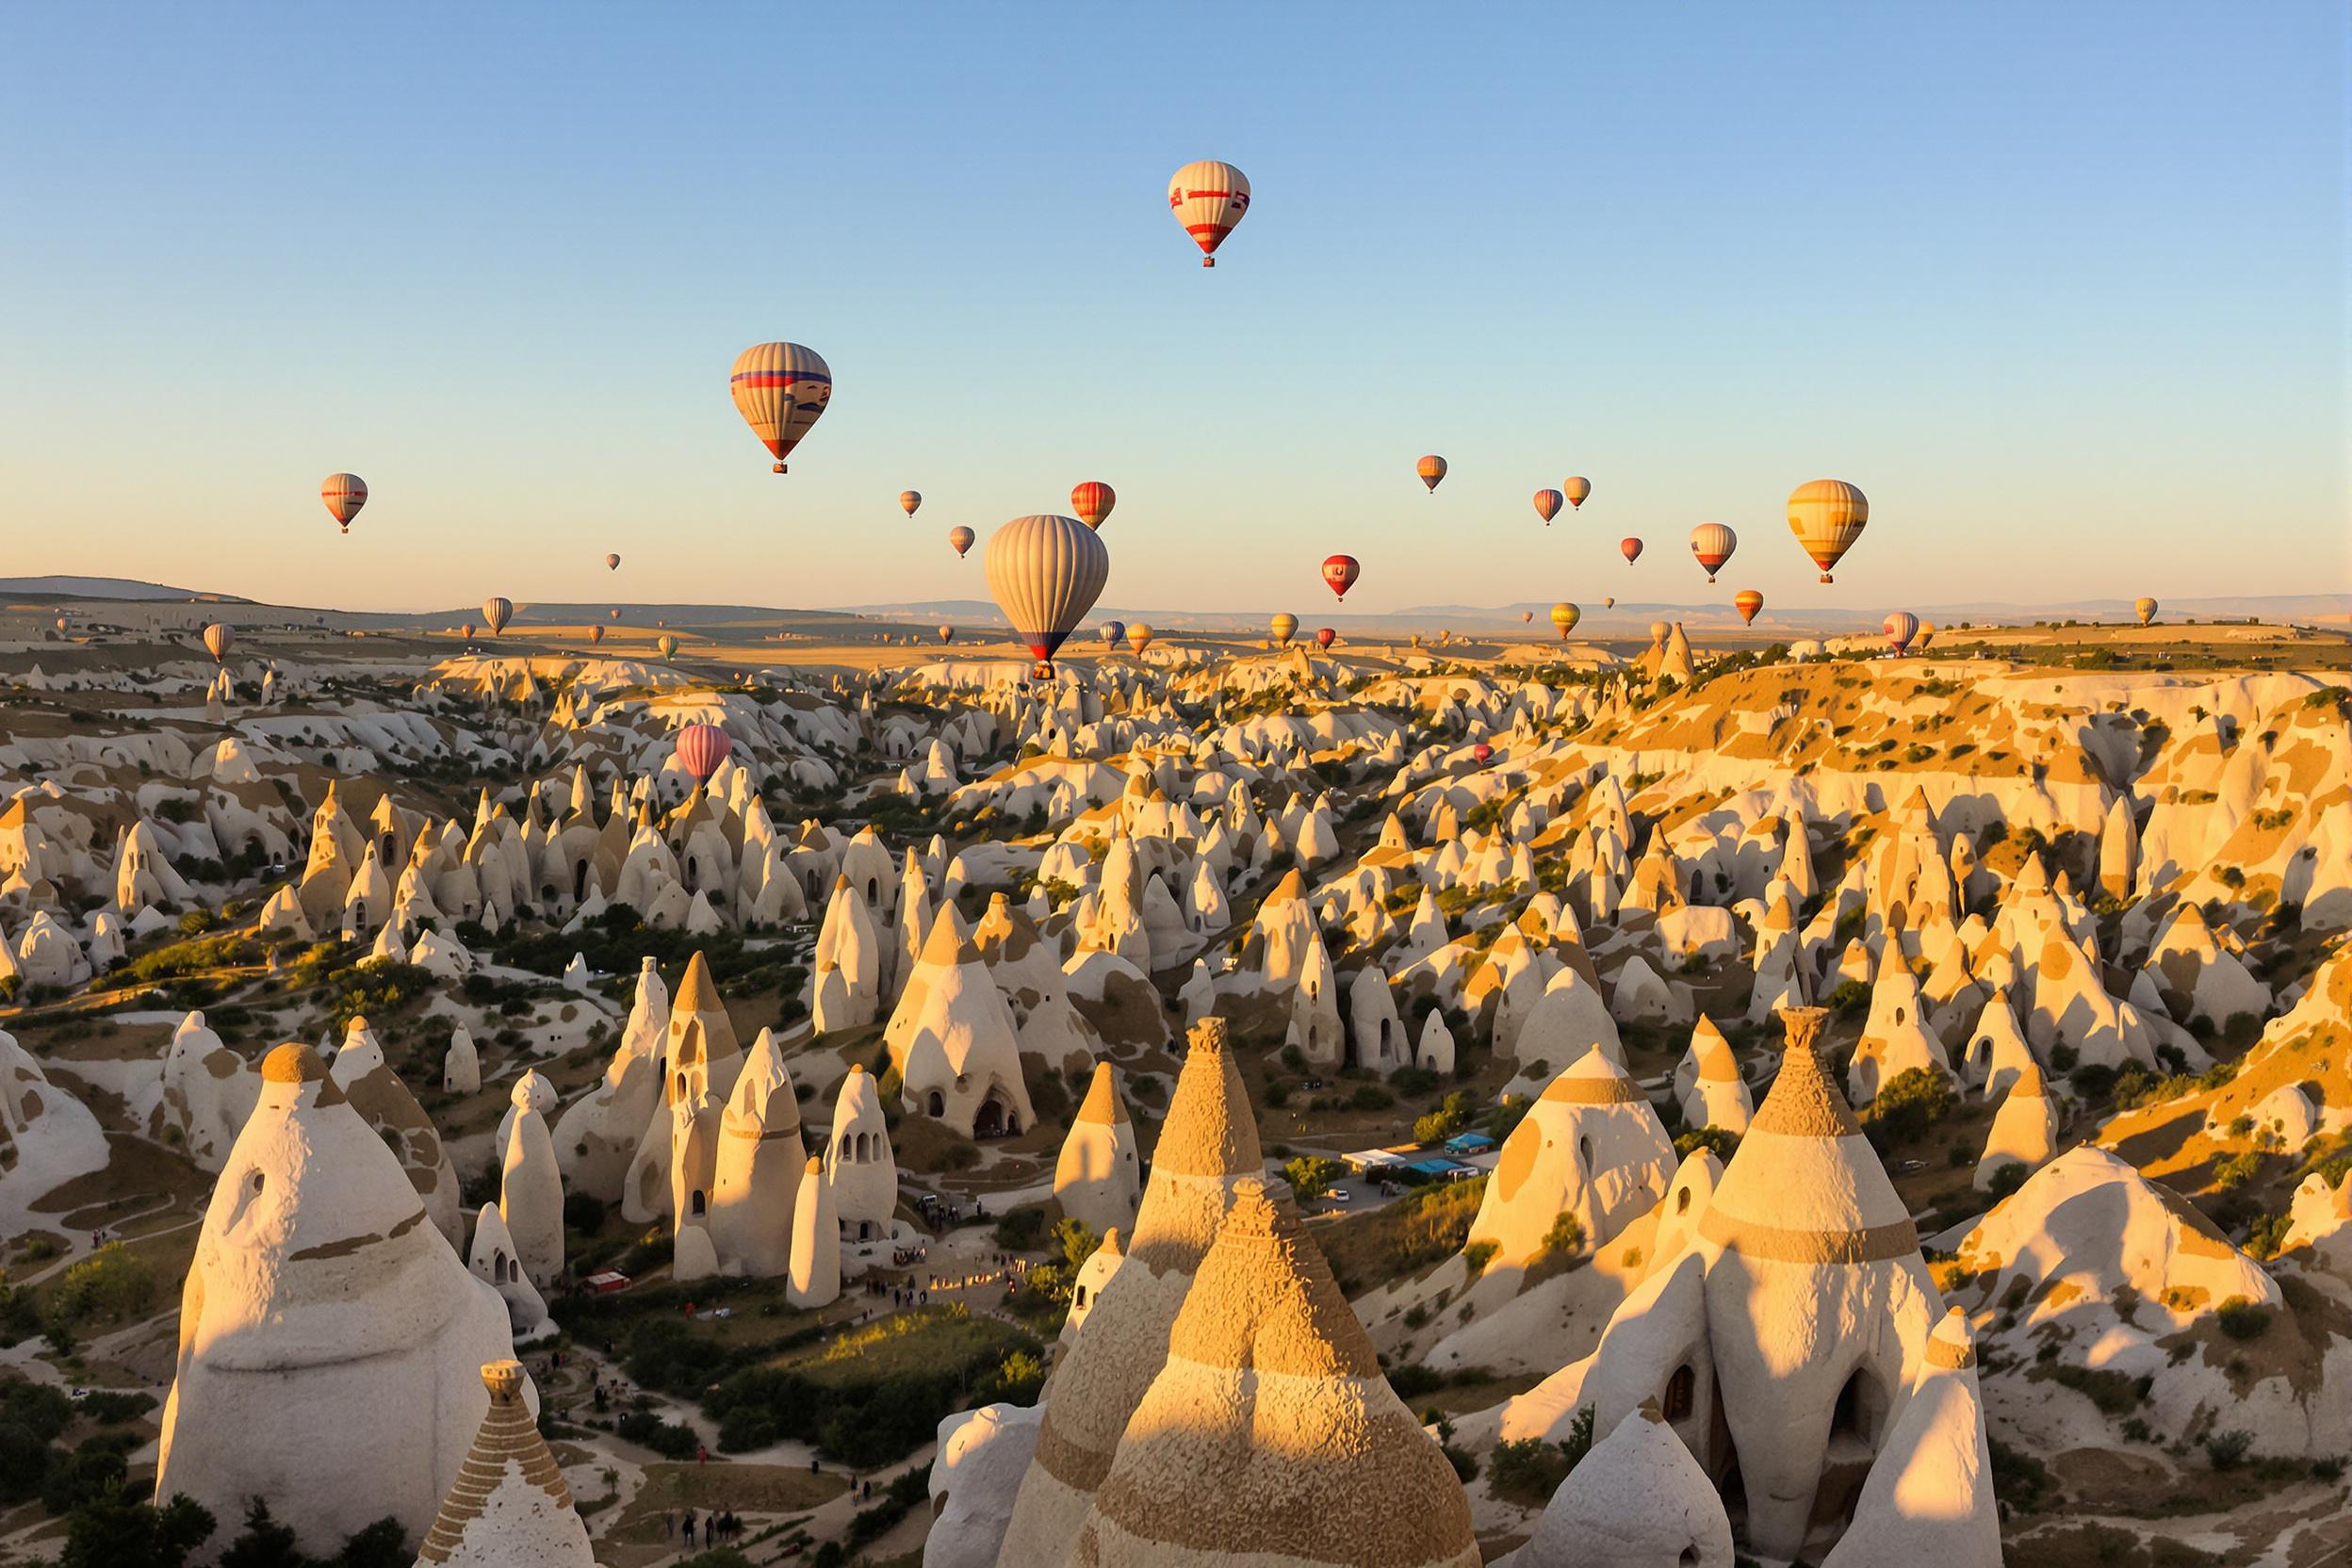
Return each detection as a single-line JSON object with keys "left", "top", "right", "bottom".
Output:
{"left": 1883, "top": 611, "right": 1920, "bottom": 655}
{"left": 1315, "top": 627, "right": 1336, "bottom": 649}
{"left": 1532, "top": 488, "right": 1564, "bottom": 527}
{"left": 1619, "top": 537, "right": 1643, "bottom": 564}
{"left": 1321, "top": 554, "right": 1360, "bottom": 600}
{"left": 675, "top": 723, "right": 732, "bottom": 786}
{"left": 948, "top": 526, "right": 976, "bottom": 558}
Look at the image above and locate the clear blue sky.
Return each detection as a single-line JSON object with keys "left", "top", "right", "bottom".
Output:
{"left": 2, "top": 2, "right": 2344, "bottom": 615}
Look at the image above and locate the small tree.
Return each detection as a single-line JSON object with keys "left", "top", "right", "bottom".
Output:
{"left": 1282, "top": 1156, "right": 1345, "bottom": 1200}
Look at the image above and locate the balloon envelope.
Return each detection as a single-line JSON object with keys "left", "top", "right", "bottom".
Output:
{"left": 2134, "top": 596, "right": 2158, "bottom": 626}
{"left": 985, "top": 513, "right": 1111, "bottom": 677}
{"left": 482, "top": 597, "right": 514, "bottom": 635}
{"left": 1168, "top": 160, "right": 1250, "bottom": 266}
{"left": 1603, "top": 596, "right": 1615, "bottom": 609}
{"left": 729, "top": 342, "right": 832, "bottom": 472}
{"left": 948, "top": 526, "right": 976, "bottom": 558}
{"left": 1471, "top": 743, "right": 1493, "bottom": 763}
{"left": 1315, "top": 627, "right": 1335, "bottom": 649}
{"left": 1690, "top": 523, "right": 1738, "bottom": 581}
{"left": 675, "top": 723, "right": 731, "bottom": 785}
{"left": 609, "top": 608, "right": 621, "bottom": 621}
{"left": 605, "top": 553, "right": 621, "bottom": 571}
{"left": 899, "top": 490, "right": 922, "bottom": 517}
{"left": 1321, "top": 554, "right": 1360, "bottom": 600}
{"left": 938, "top": 625, "right": 955, "bottom": 644}
{"left": 1620, "top": 537, "right": 1643, "bottom": 564}
{"left": 1550, "top": 602, "right": 1580, "bottom": 641}
{"left": 590, "top": 625, "right": 606, "bottom": 645}
{"left": 202, "top": 623, "right": 235, "bottom": 663}
{"left": 462, "top": 623, "right": 475, "bottom": 640}
{"left": 1126, "top": 623, "right": 1153, "bottom": 655}
{"left": 320, "top": 473, "right": 368, "bottom": 532}
{"left": 1563, "top": 476, "right": 1591, "bottom": 509}
{"left": 1269, "top": 612, "right": 1298, "bottom": 645}
{"left": 1070, "top": 482, "right": 1116, "bottom": 531}
{"left": 1101, "top": 620, "right": 1126, "bottom": 647}
{"left": 1417, "top": 455, "right": 1447, "bottom": 491}
{"left": 657, "top": 634, "right": 679, "bottom": 660}
{"left": 1788, "top": 480, "right": 1869, "bottom": 582}
{"left": 1532, "top": 489, "right": 1563, "bottom": 526}
{"left": 1883, "top": 611, "right": 1919, "bottom": 653}
{"left": 1734, "top": 589, "right": 1764, "bottom": 625}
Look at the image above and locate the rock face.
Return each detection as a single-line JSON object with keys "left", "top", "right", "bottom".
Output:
{"left": 1517, "top": 1401, "right": 1734, "bottom": 1568}
{"left": 1464, "top": 1047, "right": 1674, "bottom": 1268}
{"left": 823, "top": 1063, "right": 897, "bottom": 1249}
{"left": 0, "top": 1029, "right": 109, "bottom": 1232}
{"left": 156, "top": 1011, "right": 258, "bottom": 1173}
{"left": 415, "top": 1359, "right": 594, "bottom": 1567}
{"left": 924, "top": 1402, "right": 1043, "bottom": 1568}
{"left": 1074, "top": 1177, "right": 1478, "bottom": 1568}
{"left": 886, "top": 908, "right": 1037, "bottom": 1138}
{"left": 998, "top": 1017, "right": 1265, "bottom": 1566}
{"left": 1821, "top": 1310, "right": 2000, "bottom": 1568}
{"left": 498, "top": 1078, "right": 564, "bottom": 1289}
{"left": 1054, "top": 1061, "right": 1141, "bottom": 1237}
{"left": 329, "top": 1016, "right": 464, "bottom": 1248}
{"left": 155, "top": 1044, "right": 517, "bottom": 1559}
{"left": 552, "top": 957, "right": 666, "bottom": 1202}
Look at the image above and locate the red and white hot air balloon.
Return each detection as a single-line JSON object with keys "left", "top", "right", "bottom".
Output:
{"left": 1533, "top": 489, "right": 1564, "bottom": 527}
{"left": 1563, "top": 476, "right": 1591, "bottom": 510}
{"left": 1883, "top": 610, "right": 1920, "bottom": 654}
{"left": 1417, "top": 455, "right": 1447, "bottom": 492}
{"left": 728, "top": 342, "right": 832, "bottom": 473}
{"left": 320, "top": 473, "right": 368, "bottom": 533}
{"left": 947, "top": 526, "right": 976, "bottom": 558}
{"left": 674, "top": 722, "right": 732, "bottom": 786}
{"left": 1321, "top": 554, "right": 1360, "bottom": 600}
{"left": 482, "top": 597, "right": 514, "bottom": 636}
{"left": 1620, "top": 537, "right": 1643, "bottom": 564}
{"left": 899, "top": 490, "right": 922, "bottom": 518}
{"left": 1689, "top": 522, "right": 1738, "bottom": 582}
{"left": 1733, "top": 589, "right": 1764, "bottom": 626}
{"left": 1070, "top": 482, "right": 1116, "bottom": 531}
{"left": 202, "top": 623, "right": 236, "bottom": 663}
{"left": 1168, "top": 160, "right": 1250, "bottom": 267}
{"left": 1315, "top": 627, "right": 1336, "bottom": 649}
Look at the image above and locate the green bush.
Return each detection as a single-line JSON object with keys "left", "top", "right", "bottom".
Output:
{"left": 1283, "top": 1156, "right": 1346, "bottom": 1200}
{"left": 2215, "top": 1297, "right": 2272, "bottom": 1341}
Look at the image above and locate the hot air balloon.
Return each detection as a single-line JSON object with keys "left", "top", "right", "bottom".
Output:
{"left": 1321, "top": 554, "right": 1360, "bottom": 600}
{"left": 1620, "top": 537, "right": 1643, "bottom": 564}
{"left": 1649, "top": 620, "right": 1671, "bottom": 648}
{"left": 1269, "top": 612, "right": 1298, "bottom": 647}
{"left": 1471, "top": 743, "right": 1494, "bottom": 763}
{"left": 674, "top": 722, "right": 732, "bottom": 786}
{"left": 1520, "top": 611, "right": 1533, "bottom": 624}
{"left": 657, "top": 633, "right": 679, "bottom": 661}
{"left": 1550, "top": 603, "right": 1580, "bottom": 640}
{"left": 1883, "top": 611, "right": 1919, "bottom": 655}
{"left": 53, "top": 617, "right": 67, "bottom": 634}
{"left": 985, "top": 514, "right": 1111, "bottom": 678}
{"left": 729, "top": 342, "right": 832, "bottom": 473}
{"left": 202, "top": 623, "right": 235, "bottom": 663}
{"left": 1916, "top": 620, "right": 1938, "bottom": 650}
{"left": 1168, "top": 160, "right": 1250, "bottom": 267}
{"left": 1070, "top": 482, "right": 1116, "bottom": 531}
{"left": 937, "top": 526, "right": 973, "bottom": 563}
{"left": 1689, "top": 523, "right": 1737, "bottom": 582}
{"left": 1101, "top": 620, "right": 1127, "bottom": 648}
{"left": 1533, "top": 489, "right": 1564, "bottom": 527}
{"left": 1563, "top": 476, "right": 1591, "bottom": 510}
{"left": 1734, "top": 589, "right": 1764, "bottom": 626}
{"left": 605, "top": 553, "right": 621, "bottom": 571}
{"left": 1417, "top": 455, "right": 1447, "bottom": 492}
{"left": 609, "top": 608, "right": 622, "bottom": 621}
{"left": 2134, "top": 596, "right": 2158, "bottom": 626}
{"left": 482, "top": 597, "right": 513, "bottom": 636}
{"left": 1315, "top": 627, "right": 1336, "bottom": 649}
{"left": 462, "top": 623, "right": 475, "bottom": 641}
{"left": 1127, "top": 624, "right": 1153, "bottom": 656}
{"left": 1788, "top": 480, "right": 1869, "bottom": 582}
{"left": 320, "top": 474, "right": 368, "bottom": 533}
{"left": 589, "top": 625, "right": 606, "bottom": 645}
{"left": 938, "top": 625, "right": 956, "bottom": 644}
{"left": 899, "top": 490, "right": 922, "bottom": 518}
{"left": 1603, "top": 596, "right": 1615, "bottom": 609}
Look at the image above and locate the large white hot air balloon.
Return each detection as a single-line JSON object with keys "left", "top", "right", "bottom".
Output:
{"left": 728, "top": 342, "right": 832, "bottom": 473}
{"left": 482, "top": 596, "right": 514, "bottom": 636}
{"left": 985, "top": 514, "right": 1109, "bottom": 680}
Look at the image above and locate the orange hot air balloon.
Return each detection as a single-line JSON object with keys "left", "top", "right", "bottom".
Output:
{"left": 1315, "top": 627, "right": 1336, "bottom": 649}
{"left": 320, "top": 473, "right": 368, "bottom": 533}
{"left": 1689, "top": 523, "right": 1737, "bottom": 582}
{"left": 590, "top": 624, "right": 606, "bottom": 645}
{"left": 1883, "top": 611, "right": 1919, "bottom": 654}
{"left": 1603, "top": 596, "right": 1615, "bottom": 609}
{"left": 1563, "top": 476, "right": 1591, "bottom": 510}
{"left": 1269, "top": 612, "right": 1298, "bottom": 647}
{"left": 1733, "top": 589, "right": 1764, "bottom": 625}
{"left": 938, "top": 625, "right": 956, "bottom": 644}
{"left": 1417, "top": 455, "right": 1447, "bottom": 492}
{"left": 462, "top": 623, "right": 476, "bottom": 640}
{"left": 53, "top": 617, "right": 67, "bottom": 634}
{"left": 1168, "top": 160, "right": 1250, "bottom": 266}
{"left": 1620, "top": 537, "right": 1643, "bottom": 564}
{"left": 899, "top": 490, "right": 922, "bottom": 518}
{"left": 202, "top": 623, "right": 236, "bottom": 663}
{"left": 1126, "top": 623, "right": 1153, "bottom": 655}
{"left": 1070, "top": 482, "right": 1116, "bottom": 531}
{"left": 947, "top": 526, "right": 976, "bottom": 558}
{"left": 1532, "top": 488, "right": 1564, "bottom": 527}
{"left": 1321, "top": 554, "right": 1360, "bottom": 600}
{"left": 1788, "top": 479, "right": 1869, "bottom": 582}
{"left": 1550, "top": 602, "right": 1580, "bottom": 641}
{"left": 482, "top": 597, "right": 514, "bottom": 636}
{"left": 605, "top": 553, "right": 621, "bottom": 571}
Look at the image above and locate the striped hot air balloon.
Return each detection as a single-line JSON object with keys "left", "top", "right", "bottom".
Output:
{"left": 1533, "top": 489, "right": 1564, "bottom": 527}
{"left": 1269, "top": 612, "right": 1298, "bottom": 647}
{"left": 1883, "top": 611, "right": 1919, "bottom": 654}
{"left": 1690, "top": 522, "right": 1738, "bottom": 582}
{"left": 1070, "top": 482, "right": 1116, "bottom": 531}
{"left": 1417, "top": 455, "right": 1447, "bottom": 492}
{"left": 657, "top": 633, "right": 679, "bottom": 661}
{"left": 1315, "top": 627, "right": 1336, "bottom": 649}
{"left": 2134, "top": 596, "right": 2158, "bottom": 626}
{"left": 482, "top": 597, "right": 513, "bottom": 636}
{"left": 1734, "top": 589, "right": 1764, "bottom": 625}
{"left": 1550, "top": 602, "right": 1580, "bottom": 641}
{"left": 321, "top": 474, "right": 368, "bottom": 533}
{"left": 1101, "top": 620, "right": 1127, "bottom": 648}
{"left": 947, "top": 526, "right": 976, "bottom": 558}
{"left": 675, "top": 722, "right": 732, "bottom": 785}
{"left": 729, "top": 342, "right": 832, "bottom": 473}
{"left": 1788, "top": 480, "right": 1869, "bottom": 582}
{"left": 1620, "top": 537, "right": 1643, "bottom": 564}
{"left": 605, "top": 553, "right": 621, "bottom": 571}
{"left": 900, "top": 490, "right": 922, "bottom": 518}
{"left": 1168, "top": 160, "right": 1250, "bottom": 267}
{"left": 985, "top": 514, "right": 1110, "bottom": 678}
{"left": 1563, "top": 476, "right": 1591, "bottom": 510}
{"left": 1126, "top": 623, "right": 1154, "bottom": 656}
{"left": 1321, "top": 554, "right": 1360, "bottom": 600}
{"left": 202, "top": 623, "right": 236, "bottom": 664}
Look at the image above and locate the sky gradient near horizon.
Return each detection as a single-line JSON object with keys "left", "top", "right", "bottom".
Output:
{"left": 2, "top": 2, "right": 2345, "bottom": 616}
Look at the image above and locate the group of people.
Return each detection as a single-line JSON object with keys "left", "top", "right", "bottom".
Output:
{"left": 661, "top": 1507, "right": 743, "bottom": 1552}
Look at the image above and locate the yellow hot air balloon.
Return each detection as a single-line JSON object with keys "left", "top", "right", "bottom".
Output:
{"left": 2134, "top": 596, "right": 2158, "bottom": 626}
{"left": 1603, "top": 596, "right": 1615, "bottom": 609}
{"left": 729, "top": 342, "right": 832, "bottom": 473}
{"left": 1563, "top": 476, "right": 1591, "bottom": 510}
{"left": 984, "top": 514, "right": 1111, "bottom": 678}
{"left": 1549, "top": 602, "right": 1580, "bottom": 642}
{"left": 657, "top": 633, "right": 679, "bottom": 660}
{"left": 202, "top": 623, "right": 236, "bottom": 663}
{"left": 1269, "top": 612, "right": 1298, "bottom": 647}
{"left": 1126, "top": 623, "right": 1154, "bottom": 655}
{"left": 1788, "top": 480, "right": 1869, "bottom": 582}
{"left": 482, "top": 596, "right": 513, "bottom": 636}
{"left": 900, "top": 490, "right": 923, "bottom": 517}
{"left": 1733, "top": 589, "right": 1764, "bottom": 625}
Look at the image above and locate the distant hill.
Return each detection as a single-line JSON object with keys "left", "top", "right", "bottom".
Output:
{"left": 0, "top": 575, "right": 248, "bottom": 603}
